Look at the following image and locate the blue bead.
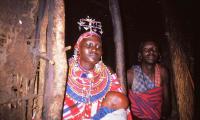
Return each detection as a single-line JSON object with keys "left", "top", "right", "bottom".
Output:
{"left": 81, "top": 73, "right": 87, "bottom": 78}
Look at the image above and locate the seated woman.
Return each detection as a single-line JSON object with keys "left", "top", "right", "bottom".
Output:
{"left": 92, "top": 91, "right": 129, "bottom": 120}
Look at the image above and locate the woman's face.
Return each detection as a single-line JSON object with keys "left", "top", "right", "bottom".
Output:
{"left": 79, "top": 35, "right": 102, "bottom": 67}
{"left": 141, "top": 41, "right": 159, "bottom": 64}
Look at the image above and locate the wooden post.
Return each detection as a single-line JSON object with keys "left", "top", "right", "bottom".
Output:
{"left": 43, "top": 0, "right": 67, "bottom": 119}
{"left": 33, "top": 0, "right": 49, "bottom": 119}
{"left": 109, "top": 0, "right": 127, "bottom": 93}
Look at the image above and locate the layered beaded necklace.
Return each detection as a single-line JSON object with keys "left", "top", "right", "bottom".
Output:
{"left": 66, "top": 57, "right": 111, "bottom": 104}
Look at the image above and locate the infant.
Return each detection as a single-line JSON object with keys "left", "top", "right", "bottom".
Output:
{"left": 92, "top": 91, "right": 129, "bottom": 120}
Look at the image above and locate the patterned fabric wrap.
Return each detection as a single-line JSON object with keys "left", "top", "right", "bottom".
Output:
{"left": 131, "top": 65, "right": 161, "bottom": 93}
{"left": 129, "top": 65, "right": 162, "bottom": 120}
{"left": 62, "top": 57, "right": 122, "bottom": 120}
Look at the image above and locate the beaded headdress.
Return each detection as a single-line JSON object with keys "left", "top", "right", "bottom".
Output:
{"left": 77, "top": 16, "right": 103, "bottom": 35}
{"left": 73, "top": 16, "right": 104, "bottom": 69}
{"left": 74, "top": 16, "right": 103, "bottom": 57}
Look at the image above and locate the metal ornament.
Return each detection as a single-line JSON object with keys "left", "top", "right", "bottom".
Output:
{"left": 77, "top": 16, "right": 103, "bottom": 35}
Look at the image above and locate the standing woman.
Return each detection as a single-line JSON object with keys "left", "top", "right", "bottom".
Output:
{"left": 127, "top": 40, "right": 170, "bottom": 120}
{"left": 63, "top": 17, "right": 131, "bottom": 120}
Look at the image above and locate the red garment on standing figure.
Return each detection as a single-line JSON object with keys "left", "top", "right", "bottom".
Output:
{"left": 129, "top": 65, "right": 162, "bottom": 120}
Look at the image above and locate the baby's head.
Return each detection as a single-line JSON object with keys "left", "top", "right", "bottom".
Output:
{"left": 102, "top": 91, "right": 129, "bottom": 110}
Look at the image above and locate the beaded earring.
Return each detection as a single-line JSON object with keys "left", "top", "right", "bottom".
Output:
{"left": 73, "top": 49, "right": 79, "bottom": 67}
{"left": 94, "top": 56, "right": 103, "bottom": 72}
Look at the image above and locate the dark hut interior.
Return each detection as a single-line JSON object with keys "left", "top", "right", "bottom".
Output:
{"left": 0, "top": 0, "right": 199, "bottom": 119}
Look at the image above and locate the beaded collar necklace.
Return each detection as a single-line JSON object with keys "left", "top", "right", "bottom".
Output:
{"left": 66, "top": 57, "right": 111, "bottom": 103}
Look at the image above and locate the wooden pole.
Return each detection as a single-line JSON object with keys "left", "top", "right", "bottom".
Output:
{"left": 109, "top": 0, "right": 127, "bottom": 93}
{"left": 34, "top": 0, "right": 48, "bottom": 119}
{"left": 43, "top": 0, "right": 67, "bottom": 119}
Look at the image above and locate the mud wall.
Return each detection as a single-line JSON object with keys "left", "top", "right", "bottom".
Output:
{"left": 0, "top": 1, "right": 38, "bottom": 119}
